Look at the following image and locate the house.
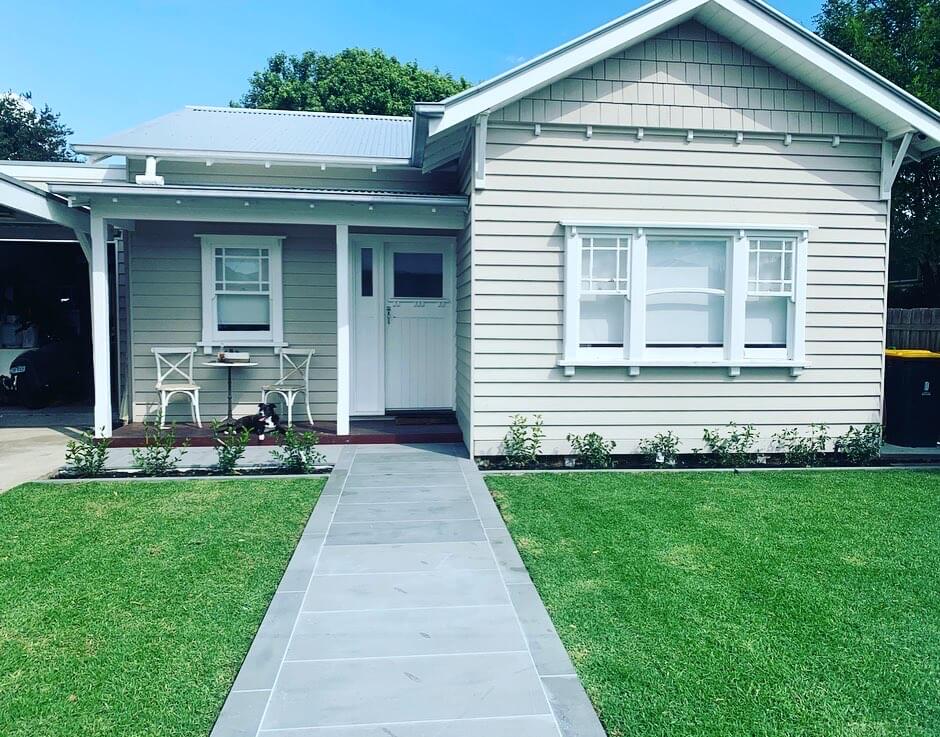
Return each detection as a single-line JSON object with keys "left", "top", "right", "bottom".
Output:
{"left": 1, "top": 0, "right": 939, "bottom": 456}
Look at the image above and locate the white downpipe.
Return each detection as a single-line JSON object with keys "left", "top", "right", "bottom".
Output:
{"left": 336, "top": 224, "right": 350, "bottom": 436}
{"left": 89, "top": 214, "right": 113, "bottom": 438}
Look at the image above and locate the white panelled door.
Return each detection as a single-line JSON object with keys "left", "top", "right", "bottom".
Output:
{"left": 384, "top": 243, "right": 454, "bottom": 410}
{"left": 349, "top": 236, "right": 455, "bottom": 415}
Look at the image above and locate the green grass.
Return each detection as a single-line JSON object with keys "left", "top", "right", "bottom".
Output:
{"left": 0, "top": 478, "right": 323, "bottom": 737}
{"left": 488, "top": 470, "right": 940, "bottom": 737}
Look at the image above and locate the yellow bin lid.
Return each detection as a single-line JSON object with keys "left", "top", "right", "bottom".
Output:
{"left": 885, "top": 349, "right": 940, "bottom": 359}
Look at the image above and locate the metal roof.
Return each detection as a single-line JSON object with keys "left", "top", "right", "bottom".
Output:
{"left": 73, "top": 106, "right": 415, "bottom": 163}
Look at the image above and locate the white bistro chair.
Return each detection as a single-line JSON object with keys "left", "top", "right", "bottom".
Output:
{"left": 260, "top": 348, "right": 315, "bottom": 427}
{"left": 152, "top": 347, "right": 202, "bottom": 428}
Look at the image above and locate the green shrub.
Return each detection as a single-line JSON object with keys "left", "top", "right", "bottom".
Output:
{"left": 835, "top": 424, "right": 882, "bottom": 465}
{"left": 637, "top": 431, "right": 681, "bottom": 467}
{"left": 772, "top": 424, "right": 830, "bottom": 466}
{"left": 212, "top": 422, "right": 251, "bottom": 475}
{"left": 567, "top": 432, "right": 616, "bottom": 468}
{"left": 131, "top": 424, "right": 188, "bottom": 476}
{"left": 64, "top": 427, "right": 111, "bottom": 477}
{"left": 700, "top": 422, "right": 759, "bottom": 467}
{"left": 502, "top": 414, "right": 544, "bottom": 468}
{"left": 272, "top": 427, "right": 325, "bottom": 473}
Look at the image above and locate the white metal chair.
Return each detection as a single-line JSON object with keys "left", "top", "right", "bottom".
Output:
{"left": 152, "top": 347, "right": 202, "bottom": 428}
{"left": 261, "top": 348, "right": 315, "bottom": 427}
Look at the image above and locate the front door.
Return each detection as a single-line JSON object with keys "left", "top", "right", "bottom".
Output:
{"left": 349, "top": 236, "right": 455, "bottom": 415}
{"left": 384, "top": 242, "right": 454, "bottom": 410}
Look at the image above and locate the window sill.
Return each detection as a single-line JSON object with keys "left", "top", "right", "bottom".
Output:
{"left": 558, "top": 359, "right": 807, "bottom": 377}
{"left": 198, "top": 340, "right": 288, "bottom": 354}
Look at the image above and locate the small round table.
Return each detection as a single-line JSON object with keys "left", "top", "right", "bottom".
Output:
{"left": 202, "top": 361, "right": 259, "bottom": 420}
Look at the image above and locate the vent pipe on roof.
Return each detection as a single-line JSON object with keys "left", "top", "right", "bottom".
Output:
{"left": 135, "top": 156, "right": 164, "bottom": 186}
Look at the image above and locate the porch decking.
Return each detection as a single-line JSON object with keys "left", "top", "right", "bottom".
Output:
{"left": 109, "top": 414, "right": 462, "bottom": 448}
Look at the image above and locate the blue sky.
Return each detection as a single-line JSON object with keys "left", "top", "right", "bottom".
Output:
{"left": 3, "top": 0, "right": 824, "bottom": 145}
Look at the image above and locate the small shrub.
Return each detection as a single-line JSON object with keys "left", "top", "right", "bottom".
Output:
{"left": 567, "top": 432, "right": 616, "bottom": 468}
{"left": 502, "top": 414, "right": 544, "bottom": 468}
{"left": 131, "top": 423, "right": 188, "bottom": 476}
{"left": 213, "top": 422, "right": 251, "bottom": 475}
{"left": 64, "top": 427, "right": 111, "bottom": 477}
{"left": 772, "top": 424, "right": 830, "bottom": 466}
{"left": 700, "top": 422, "right": 759, "bottom": 467}
{"left": 637, "top": 431, "right": 681, "bottom": 467}
{"left": 272, "top": 427, "right": 325, "bottom": 473}
{"left": 835, "top": 424, "right": 882, "bottom": 465}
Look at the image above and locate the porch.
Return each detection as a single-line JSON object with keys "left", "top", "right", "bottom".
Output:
{"left": 109, "top": 413, "right": 462, "bottom": 447}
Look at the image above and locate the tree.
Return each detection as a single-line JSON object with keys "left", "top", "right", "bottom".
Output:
{"left": 235, "top": 48, "right": 470, "bottom": 117}
{"left": 0, "top": 92, "right": 75, "bottom": 162}
{"left": 815, "top": 0, "right": 940, "bottom": 301}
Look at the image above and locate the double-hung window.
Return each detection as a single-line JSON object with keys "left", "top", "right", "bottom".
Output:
{"left": 199, "top": 235, "right": 284, "bottom": 349}
{"left": 562, "top": 223, "right": 809, "bottom": 374}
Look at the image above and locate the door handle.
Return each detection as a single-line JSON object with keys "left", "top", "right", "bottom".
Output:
{"left": 386, "top": 306, "right": 392, "bottom": 325}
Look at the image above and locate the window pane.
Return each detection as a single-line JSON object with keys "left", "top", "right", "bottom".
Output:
{"left": 394, "top": 252, "right": 443, "bottom": 298}
{"left": 746, "top": 296, "right": 788, "bottom": 346}
{"left": 647, "top": 239, "right": 726, "bottom": 291}
{"left": 361, "top": 248, "right": 374, "bottom": 297}
{"left": 580, "top": 294, "right": 625, "bottom": 347}
{"left": 646, "top": 292, "right": 724, "bottom": 345}
{"left": 224, "top": 256, "right": 261, "bottom": 283}
{"left": 591, "top": 249, "right": 618, "bottom": 284}
{"left": 217, "top": 294, "right": 270, "bottom": 331}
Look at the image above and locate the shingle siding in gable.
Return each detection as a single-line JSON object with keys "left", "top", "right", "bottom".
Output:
{"left": 490, "top": 19, "right": 882, "bottom": 137}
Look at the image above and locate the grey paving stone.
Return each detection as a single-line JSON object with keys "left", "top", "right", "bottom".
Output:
{"left": 302, "top": 494, "right": 340, "bottom": 535}
{"left": 343, "top": 472, "right": 465, "bottom": 489}
{"left": 230, "top": 591, "right": 304, "bottom": 692}
{"left": 339, "top": 484, "right": 470, "bottom": 504}
{"left": 286, "top": 604, "right": 525, "bottom": 660}
{"left": 507, "top": 583, "right": 577, "bottom": 677}
{"left": 543, "top": 675, "right": 607, "bottom": 737}
{"left": 331, "top": 499, "right": 477, "bottom": 524}
{"left": 488, "top": 525, "right": 534, "bottom": 585}
{"left": 348, "top": 461, "right": 464, "bottom": 476}
{"left": 257, "top": 715, "right": 560, "bottom": 736}
{"left": 261, "top": 652, "right": 551, "bottom": 730}
{"left": 277, "top": 532, "right": 326, "bottom": 593}
{"left": 325, "top": 519, "right": 486, "bottom": 546}
{"left": 209, "top": 688, "right": 270, "bottom": 737}
{"left": 315, "top": 541, "right": 496, "bottom": 575}
{"left": 303, "top": 569, "right": 509, "bottom": 612}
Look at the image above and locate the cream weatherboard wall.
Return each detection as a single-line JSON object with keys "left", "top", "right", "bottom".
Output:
{"left": 129, "top": 221, "right": 338, "bottom": 423}
{"left": 467, "top": 23, "right": 888, "bottom": 456}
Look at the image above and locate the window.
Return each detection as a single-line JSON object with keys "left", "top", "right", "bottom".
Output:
{"left": 393, "top": 252, "right": 444, "bottom": 298}
{"left": 200, "top": 235, "right": 284, "bottom": 348}
{"left": 579, "top": 236, "right": 630, "bottom": 348}
{"left": 361, "top": 248, "right": 374, "bottom": 297}
{"left": 562, "top": 224, "right": 808, "bottom": 374}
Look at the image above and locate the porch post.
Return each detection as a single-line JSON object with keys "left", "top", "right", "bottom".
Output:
{"left": 88, "top": 214, "right": 113, "bottom": 438}
{"left": 336, "top": 224, "right": 350, "bottom": 436}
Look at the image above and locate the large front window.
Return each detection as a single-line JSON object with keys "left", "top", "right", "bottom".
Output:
{"left": 200, "top": 235, "right": 284, "bottom": 348}
{"left": 562, "top": 224, "right": 808, "bottom": 374}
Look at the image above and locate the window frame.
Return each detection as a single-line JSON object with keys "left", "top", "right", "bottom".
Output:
{"left": 561, "top": 223, "right": 810, "bottom": 375}
{"left": 199, "top": 234, "right": 285, "bottom": 350}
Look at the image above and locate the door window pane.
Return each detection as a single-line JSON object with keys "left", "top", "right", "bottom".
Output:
{"left": 579, "top": 294, "right": 625, "bottom": 347}
{"left": 394, "top": 252, "right": 443, "bottom": 298}
{"left": 217, "top": 294, "right": 270, "bottom": 331}
{"left": 361, "top": 248, "right": 373, "bottom": 297}
{"left": 646, "top": 292, "right": 725, "bottom": 346}
{"left": 746, "top": 296, "right": 788, "bottom": 346}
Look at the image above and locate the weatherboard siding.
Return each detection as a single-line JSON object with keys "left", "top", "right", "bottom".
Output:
{"left": 129, "top": 221, "right": 338, "bottom": 423}
{"left": 490, "top": 19, "right": 881, "bottom": 137}
{"left": 470, "top": 124, "right": 887, "bottom": 455}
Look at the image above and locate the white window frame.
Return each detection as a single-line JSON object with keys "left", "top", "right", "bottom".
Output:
{"left": 198, "top": 234, "right": 285, "bottom": 351}
{"left": 561, "top": 222, "right": 810, "bottom": 376}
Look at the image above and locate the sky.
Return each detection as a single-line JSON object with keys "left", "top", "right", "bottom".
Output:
{"left": 2, "top": 0, "right": 825, "bottom": 146}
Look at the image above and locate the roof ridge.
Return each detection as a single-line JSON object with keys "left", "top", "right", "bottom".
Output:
{"left": 185, "top": 105, "right": 413, "bottom": 122}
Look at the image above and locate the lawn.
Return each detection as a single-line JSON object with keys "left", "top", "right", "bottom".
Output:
{"left": 488, "top": 470, "right": 940, "bottom": 737}
{"left": 0, "top": 478, "right": 323, "bottom": 737}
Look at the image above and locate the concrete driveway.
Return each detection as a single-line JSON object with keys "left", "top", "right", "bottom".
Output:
{"left": 0, "top": 427, "right": 73, "bottom": 492}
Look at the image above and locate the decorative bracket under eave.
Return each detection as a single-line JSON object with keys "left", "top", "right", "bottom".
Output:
{"left": 880, "top": 131, "right": 914, "bottom": 200}
{"left": 473, "top": 112, "right": 490, "bottom": 191}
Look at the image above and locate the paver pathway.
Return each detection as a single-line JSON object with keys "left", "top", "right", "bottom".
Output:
{"left": 211, "top": 443, "right": 605, "bottom": 737}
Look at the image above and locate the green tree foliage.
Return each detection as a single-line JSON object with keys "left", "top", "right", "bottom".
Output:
{"left": 235, "top": 48, "right": 470, "bottom": 117}
{"left": 816, "top": 0, "right": 940, "bottom": 298}
{"left": 0, "top": 92, "right": 75, "bottom": 161}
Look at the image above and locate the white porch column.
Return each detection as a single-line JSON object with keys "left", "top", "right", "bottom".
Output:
{"left": 335, "top": 224, "right": 350, "bottom": 436}
{"left": 88, "top": 214, "right": 113, "bottom": 438}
